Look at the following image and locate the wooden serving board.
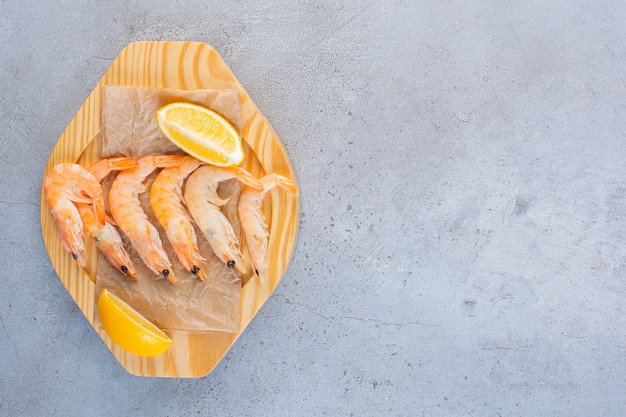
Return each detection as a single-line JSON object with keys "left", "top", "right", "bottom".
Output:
{"left": 39, "top": 41, "right": 300, "bottom": 377}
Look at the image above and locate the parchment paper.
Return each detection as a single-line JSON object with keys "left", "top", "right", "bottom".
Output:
{"left": 100, "top": 86, "right": 243, "bottom": 158}
{"left": 94, "top": 86, "right": 244, "bottom": 333}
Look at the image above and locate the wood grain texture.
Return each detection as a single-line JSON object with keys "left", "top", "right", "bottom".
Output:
{"left": 39, "top": 41, "right": 300, "bottom": 378}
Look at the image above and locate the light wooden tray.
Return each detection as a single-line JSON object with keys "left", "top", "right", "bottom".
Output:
{"left": 39, "top": 41, "right": 300, "bottom": 377}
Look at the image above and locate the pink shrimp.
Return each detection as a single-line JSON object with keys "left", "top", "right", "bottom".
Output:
{"left": 183, "top": 166, "right": 262, "bottom": 274}
{"left": 150, "top": 156, "right": 206, "bottom": 279}
{"left": 75, "top": 157, "right": 139, "bottom": 278}
{"left": 237, "top": 174, "right": 298, "bottom": 282}
{"left": 44, "top": 163, "right": 106, "bottom": 267}
{"left": 108, "top": 155, "right": 183, "bottom": 283}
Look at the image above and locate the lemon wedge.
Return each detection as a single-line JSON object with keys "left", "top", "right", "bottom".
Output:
{"left": 97, "top": 289, "right": 173, "bottom": 357}
{"left": 156, "top": 102, "right": 245, "bottom": 167}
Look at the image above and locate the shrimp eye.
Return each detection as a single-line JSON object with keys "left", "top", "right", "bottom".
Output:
{"left": 255, "top": 269, "right": 259, "bottom": 276}
{"left": 162, "top": 270, "right": 169, "bottom": 278}
{"left": 227, "top": 260, "right": 235, "bottom": 269}
{"left": 121, "top": 265, "right": 128, "bottom": 274}
{"left": 94, "top": 235, "right": 100, "bottom": 243}
{"left": 72, "top": 253, "right": 78, "bottom": 260}
{"left": 191, "top": 265, "right": 200, "bottom": 275}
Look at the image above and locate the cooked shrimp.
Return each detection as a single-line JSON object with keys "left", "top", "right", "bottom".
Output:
{"left": 44, "top": 163, "right": 106, "bottom": 268}
{"left": 150, "top": 156, "right": 206, "bottom": 279}
{"left": 108, "top": 155, "right": 183, "bottom": 283}
{"left": 238, "top": 174, "right": 298, "bottom": 282}
{"left": 75, "top": 157, "right": 139, "bottom": 278}
{"left": 183, "top": 166, "right": 262, "bottom": 274}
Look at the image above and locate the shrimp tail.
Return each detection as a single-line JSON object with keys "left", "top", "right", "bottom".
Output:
{"left": 150, "top": 154, "right": 185, "bottom": 169}
{"left": 70, "top": 182, "right": 107, "bottom": 227}
{"left": 235, "top": 168, "right": 263, "bottom": 192}
{"left": 276, "top": 176, "right": 299, "bottom": 195}
{"left": 179, "top": 155, "right": 203, "bottom": 172}
{"left": 261, "top": 174, "right": 299, "bottom": 195}
{"left": 88, "top": 157, "right": 138, "bottom": 181}
{"left": 69, "top": 188, "right": 106, "bottom": 227}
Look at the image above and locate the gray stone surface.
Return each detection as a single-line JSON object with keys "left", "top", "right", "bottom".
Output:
{"left": 1, "top": 1, "right": 625, "bottom": 416}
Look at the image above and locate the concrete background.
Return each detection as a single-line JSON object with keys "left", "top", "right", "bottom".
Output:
{"left": 1, "top": 1, "right": 625, "bottom": 416}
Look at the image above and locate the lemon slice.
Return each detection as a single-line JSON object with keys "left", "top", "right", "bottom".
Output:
{"left": 97, "top": 289, "right": 173, "bottom": 357}
{"left": 156, "top": 102, "right": 245, "bottom": 167}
